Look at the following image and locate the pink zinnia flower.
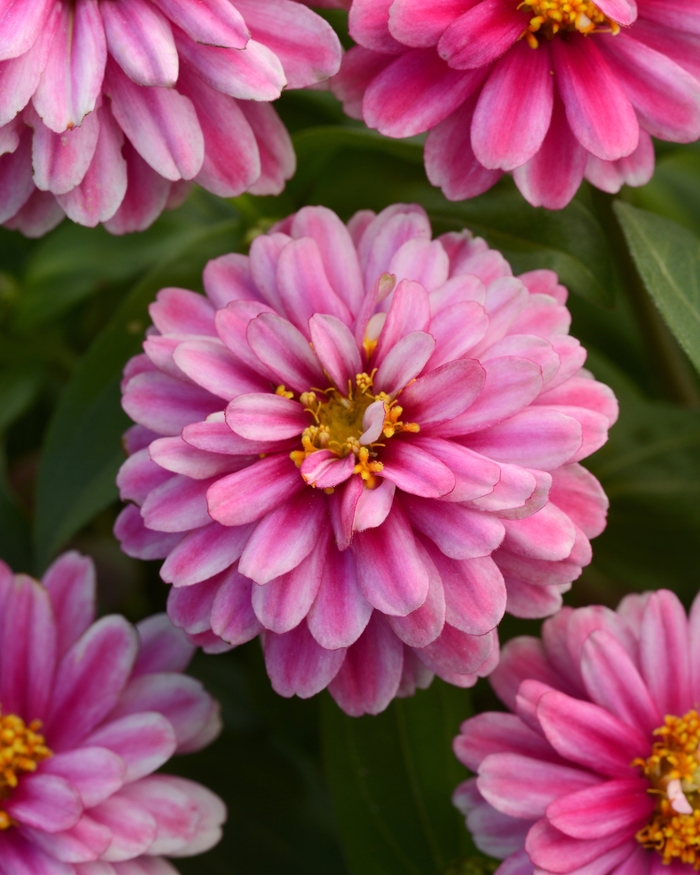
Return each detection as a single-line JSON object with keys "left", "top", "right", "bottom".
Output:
{"left": 0, "top": 0, "right": 341, "bottom": 236}
{"left": 453, "top": 591, "right": 700, "bottom": 874}
{"left": 0, "top": 550, "right": 226, "bottom": 872}
{"left": 115, "top": 202, "right": 617, "bottom": 716}
{"left": 332, "top": 0, "right": 700, "bottom": 208}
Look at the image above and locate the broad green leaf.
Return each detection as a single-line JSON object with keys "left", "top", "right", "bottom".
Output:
{"left": 0, "top": 368, "right": 42, "bottom": 433}
{"left": 585, "top": 350, "right": 700, "bottom": 601}
{"left": 322, "top": 681, "right": 480, "bottom": 875}
{"left": 33, "top": 218, "right": 242, "bottom": 571}
{"left": 0, "top": 452, "right": 31, "bottom": 571}
{"left": 631, "top": 148, "right": 700, "bottom": 239}
{"left": 614, "top": 202, "right": 700, "bottom": 378}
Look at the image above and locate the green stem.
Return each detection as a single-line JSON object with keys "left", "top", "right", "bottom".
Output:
{"left": 591, "top": 188, "right": 700, "bottom": 408}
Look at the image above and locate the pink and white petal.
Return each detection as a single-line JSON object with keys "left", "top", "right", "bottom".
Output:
{"left": 141, "top": 474, "right": 214, "bottom": 533}
{"left": 149, "top": 286, "right": 215, "bottom": 335}
{"left": 388, "top": 542, "right": 445, "bottom": 647}
{"left": 438, "top": 554, "right": 507, "bottom": 636}
{"left": 175, "top": 32, "right": 285, "bottom": 101}
{"left": 454, "top": 711, "right": 559, "bottom": 772}
{"left": 466, "top": 408, "right": 583, "bottom": 469}
{"left": 351, "top": 476, "right": 395, "bottom": 533}
{"left": 84, "top": 713, "right": 177, "bottom": 783}
{"left": 548, "top": 464, "right": 608, "bottom": 539}
{"left": 309, "top": 314, "right": 363, "bottom": 391}
{"left": 114, "top": 505, "right": 182, "bottom": 562}
{"left": 352, "top": 503, "right": 430, "bottom": 616}
{"left": 525, "top": 819, "right": 637, "bottom": 875}
{"left": 348, "top": 0, "right": 404, "bottom": 53}
{"left": 404, "top": 495, "right": 505, "bottom": 559}
{"left": 489, "top": 635, "right": 569, "bottom": 711}
{"left": 547, "top": 777, "right": 653, "bottom": 841}
{"left": 174, "top": 339, "right": 267, "bottom": 400}
{"left": 0, "top": 0, "right": 55, "bottom": 62}
{"left": 250, "top": 527, "right": 328, "bottom": 632}
{"left": 33, "top": 0, "right": 106, "bottom": 132}
{"left": 265, "top": 622, "right": 346, "bottom": 698}
{"left": 537, "top": 690, "right": 650, "bottom": 777}
{"left": 232, "top": 0, "right": 341, "bottom": 88}
{"left": 160, "top": 521, "right": 253, "bottom": 586}
{"left": 122, "top": 370, "right": 221, "bottom": 436}
{"left": 328, "top": 614, "right": 404, "bottom": 716}
{"left": 388, "top": 0, "right": 475, "bottom": 47}
{"left": 0, "top": 12, "right": 58, "bottom": 128}
{"left": 237, "top": 100, "right": 295, "bottom": 197}
{"left": 5, "top": 773, "right": 82, "bottom": 833}
{"left": 639, "top": 589, "right": 693, "bottom": 717}
{"left": 226, "top": 393, "right": 307, "bottom": 442}
{"left": 307, "top": 547, "right": 373, "bottom": 649}
{"left": 584, "top": 130, "right": 655, "bottom": 194}
{"left": 203, "top": 252, "right": 259, "bottom": 309}
{"left": 105, "top": 58, "right": 204, "bottom": 181}
{"left": 246, "top": 312, "right": 325, "bottom": 392}
{"left": 438, "top": 2, "right": 528, "bottom": 70}
{"left": 103, "top": 141, "right": 170, "bottom": 235}
{"left": 182, "top": 417, "right": 275, "bottom": 456}
{"left": 426, "top": 95, "right": 503, "bottom": 201}
{"left": 133, "top": 614, "right": 194, "bottom": 676}
{"left": 425, "top": 301, "right": 490, "bottom": 369}
{"left": 411, "top": 438, "right": 500, "bottom": 502}
{"left": 101, "top": 0, "right": 178, "bottom": 88}
{"left": 20, "top": 815, "right": 112, "bottom": 864}
{"left": 0, "top": 829, "right": 76, "bottom": 875}
{"left": 380, "top": 439, "right": 456, "bottom": 498}
{"left": 472, "top": 40, "right": 553, "bottom": 171}
{"left": 31, "top": 109, "right": 100, "bottom": 195}
{"left": 364, "top": 48, "right": 486, "bottom": 138}
{"left": 501, "top": 503, "right": 577, "bottom": 562}
{"left": 46, "top": 616, "right": 138, "bottom": 751}
{"left": 300, "top": 451, "right": 355, "bottom": 490}
{"left": 42, "top": 550, "right": 96, "bottom": 660}
{"left": 476, "top": 752, "right": 601, "bottom": 820}
{"left": 399, "top": 359, "right": 486, "bottom": 427}
{"left": 209, "top": 566, "right": 264, "bottom": 645}
{"left": 42, "top": 747, "right": 125, "bottom": 808}
{"left": 468, "top": 811, "right": 531, "bottom": 861}
{"left": 374, "top": 330, "right": 435, "bottom": 396}
{"left": 57, "top": 107, "right": 127, "bottom": 226}
{"left": 418, "top": 624, "right": 495, "bottom": 676}
{"left": 238, "top": 491, "right": 327, "bottom": 585}
{"left": 116, "top": 776, "right": 198, "bottom": 856}
{"left": 162, "top": 776, "right": 226, "bottom": 857}
{"left": 90, "top": 795, "right": 157, "bottom": 862}
{"left": 148, "top": 436, "right": 242, "bottom": 481}
{"left": 551, "top": 35, "right": 638, "bottom": 161}
{"left": 149, "top": 0, "right": 249, "bottom": 48}
{"left": 167, "top": 576, "right": 221, "bottom": 635}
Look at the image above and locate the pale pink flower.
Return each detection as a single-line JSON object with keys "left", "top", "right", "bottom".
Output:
{"left": 115, "top": 203, "right": 617, "bottom": 716}
{"left": 332, "top": 0, "right": 700, "bottom": 208}
{"left": 0, "top": 0, "right": 341, "bottom": 236}
{"left": 0, "top": 550, "right": 226, "bottom": 873}
{"left": 454, "top": 590, "right": 700, "bottom": 874}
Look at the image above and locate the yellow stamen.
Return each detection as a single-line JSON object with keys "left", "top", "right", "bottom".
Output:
{"left": 635, "top": 710, "right": 700, "bottom": 868}
{"left": 275, "top": 385, "right": 294, "bottom": 399}
{"left": 0, "top": 708, "right": 52, "bottom": 831}
{"left": 517, "top": 0, "right": 620, "bottom": 44}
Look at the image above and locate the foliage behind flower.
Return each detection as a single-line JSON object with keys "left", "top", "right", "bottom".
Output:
{"left": 0, "top": 550, "right": 225, "bottom": 873}
{"left": 331, "top": 0, "right": 700, "bottom": 208}
{"left": 115, "top": 202, "right": 617, "bottom": 716}
{"left": 454, "top": 590, "right": 700, "bottom": 873}
{"left": 0, "top": 0, "right": 341, "bottom": 236}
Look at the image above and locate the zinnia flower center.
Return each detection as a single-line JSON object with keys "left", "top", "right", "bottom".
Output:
{"left": 518, "top": 0, "right": 620, "bottom": 48}
{"left": 0, "top": 708, "right": 52, "bottom": 830}
{"left": 635, "top": 710, "right": 700, "bottom": 868}
{"left": 288, "top": 374, "right": 419, "bottom": 489}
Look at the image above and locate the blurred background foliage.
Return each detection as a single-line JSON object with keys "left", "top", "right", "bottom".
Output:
{"left": 2, "top": 13, "right": 700, "bottom": 872}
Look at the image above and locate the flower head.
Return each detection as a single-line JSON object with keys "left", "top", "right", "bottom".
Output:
{"left": 0, "top": 550, "right": 226, "bottom": 871}
{"left": 331, "top": 0, "right": 700, "bottom": 208}
{"left": 0, "top": 0, "right": 341, "bottom": 236}
{"left": 115, "top": 202, "right": 617, "bottom": 716}
{"left": 454, "top": 590, "right": 700, "bottom": 873}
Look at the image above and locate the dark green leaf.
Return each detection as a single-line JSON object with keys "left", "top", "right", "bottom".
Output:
{"left": 322, "top": 681, "right": 477, "bottom": 875}
{"left": 630, "top": 148, "right": 700, "bottom": 239}
{"left": 0, "top": 451, "right": 31, "bottom": 571}
{"left": 33, "top": 218, "right": 242, "bottom": 571}
{"left": 0, "top": 368, "right": 42, "bottom": 433}
{"left": 613, "top": 202, "right": 700, "bottom": 378}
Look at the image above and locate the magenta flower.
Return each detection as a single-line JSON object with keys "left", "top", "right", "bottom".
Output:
{"left": 331, "top": 0, "right": 700, "bottom": 208}
{"left": 0, "top": 0, "right": 341, "bottom": 236}
{"left": 453, "top": 590, "right": 700, "bottom": 874}
{"left": 0, "top": 550, "right": 226, "bottom": 872}
{"left": 115, "top": 203, "right": 617, "bottom": 716}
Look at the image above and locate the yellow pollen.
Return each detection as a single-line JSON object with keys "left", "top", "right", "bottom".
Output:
{"left": 0, "top": 708, "right": 52, "bottom": 831}
{"left": 290, "top": 372, "right": 419, "bottom": 488}
{"left": 518, "top": 0, "right": 620, "bottom": 46}
{"left": 635, "top": 710, "right": 700, "bottom": 868}
{"left": 275, "top": 385, "right": 294, "bottom": 399}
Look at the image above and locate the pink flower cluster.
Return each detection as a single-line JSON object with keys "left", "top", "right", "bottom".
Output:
{"left": 454, "top": 590, "right": 700, "bottom": 874}
{"left": 0, "top": 550, "right": 225, "bottom": 874}
{"left": 332, "top": 0, "right": 700, "bottom": 208}
{"left": 0, "top": 0, "right": 340, "bottom": 235}
{"left": 115, "top": 203, "right": 617, "bottom": 716}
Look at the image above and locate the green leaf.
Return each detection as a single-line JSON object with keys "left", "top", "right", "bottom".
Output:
{"left": 0, "top": 368, "right": 42, "bottom": 433}
{"left": 0, "top": 452, "right": 31, "bottom": 571}
{"left": 322, "top": 681, "right": 478, "bottom": 875}
{"left": 613, "top": 202, "right": 700, "bottom": 378}
{"left": 585, "top": 350, "right": 700, "bottom": 601}
{"left": 33, "top": 218, "right": 242, "bottom": 571}
{"left": 630, "top": 148, "right": 700, "bottom": 239}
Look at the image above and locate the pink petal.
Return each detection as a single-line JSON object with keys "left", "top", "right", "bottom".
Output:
{"left": 387, "top": 542, "right": 445, "bottom": 647}
{"left": 206, "top": 453, "right": 304, "bottom": 527}
{"left": 103, "top": 141, "right": 171, "bottom": 234}
{"left": 150, "top": 287, "right": 216, "bottom": 335}
{"left": 352, "top": 502, "right": 430, "bottom": 616}
{"left": 150, "top": 0, "right": 249, "bottom": 48}
{"left": 246, "top": 312, "right": 325, "bottom": 392}
{"left": 307, "top": 547, "right": 373, "bottom": 649}
{"left": 405, "top": 496, "right": 505, "bottom": 559}
{"left": 174, "top": 339, "right": 268, "bottom": 400}
{"left": 309, "top": 314, "right": 363, "bottom": 390}
{"left": 438, "top": 2, "right": 527, "bottom": 69}
{"left": 0, "top": 10, "right": 58, "bottom": 128}
{"left": 90, "top": 795, "right": 157, "bottom": 862}
{"left": 399, "top": 359, "right": 486, "bottom": 427}
{"left": 639, "top": 589, "right": 692, "bottom": 717}
{"left": 374, "top": 330, "right": 435, "bottom": 396}
{"left": 148, "top": 436, "right": 241, "bottom": 481}
{"left": 380, "top": 439, "right": 457, "bottom": 498}
{"left": 237, "top": 100, "right": 295, "bottom": 197}
{"left": 489, "top": 634, "right": 568, "bottom": 711}
{"left": 551, "top": 35, "right": 638, "bottom": 161}
{"left": 133, "top": 613, "right": 194, "bottom": 676}
{"left": 472, "top": 40, "right": 553, "bottom": 171}
{"left": 388, "top": 0, "right": 476, "bottom": 47}
{"left": 160, "top": 521, "right": 253, "bottom": 586}
{"left": 42, "top": 746, "right": 125, "bottom": 808}
{"left": 117, "top": 775, "right": 198, "bottom": 856}
{"left": 525, "top": 819, "right": 637, "bottom": 874}
{"left": 85, "top": 713, "right": 177, "bottom": 782}
{"left": 0, "top": 0, "right": 54, "bottom": 62}
{"left": 300, "top": 451, "right": 355, "bottom": 490}
{"left": 122, "top": 370, "right": 221, "bottom": 436}
{"left": 183, "top": 416, "right": 277, "bottom": 456}
{"left": 5, "top": 773, "right": 82, "bottom": 833}
{"left": 101, "top": 0, "right": 178, "bottom": 88}
{"left": 203, "top": 252, "right": 259, "bottom": 308}
{"left": 226, "top": 392, "right": 308, "bottom": 441}
{"left": 265, "top": 622, "right": 346, "bottom": 698}
{"left": 389, "top": 239, "right": 450, "bottom": 292}
{"left": 411, "top": 437, "right": 500, "bottom": 502}
{"left": 546, "top": 777, "right": 654, "bottom": 840}
{"left": 114, "top": 504, "right": 182, "bottom": 562}
{"left": 438, "top": 554, "right": 506, "bottom": 635}
{"left": 209, "top": 566, "right": 263, "bottom": 645}
{"left": 348, "top": 0, "right": 404, "bottom": 52}
{"left": 31, "top": 109, "right": 100, "bottom": 195}
{"left": 33, "top": 0, "right": 106, "bottom": 132}
{"left": 238, "top": 491, "right": 327, "bottom": 584}
{"left": 328, "top": 613, "right": 404, "bottom": 715}
{"left": 501, "top": 503, "right": 576, "bottom": 562}
{"left": 42, "top": 551, "right": 96, "bottom": 661}
{"left": 418, "top": 623, "right": 495, "bottom": 675}
{"left": 425, "top": 301, "right": 489, "bottom": 369}
{"left": 454, "top": 711, "right": 558, "bottom": 771}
